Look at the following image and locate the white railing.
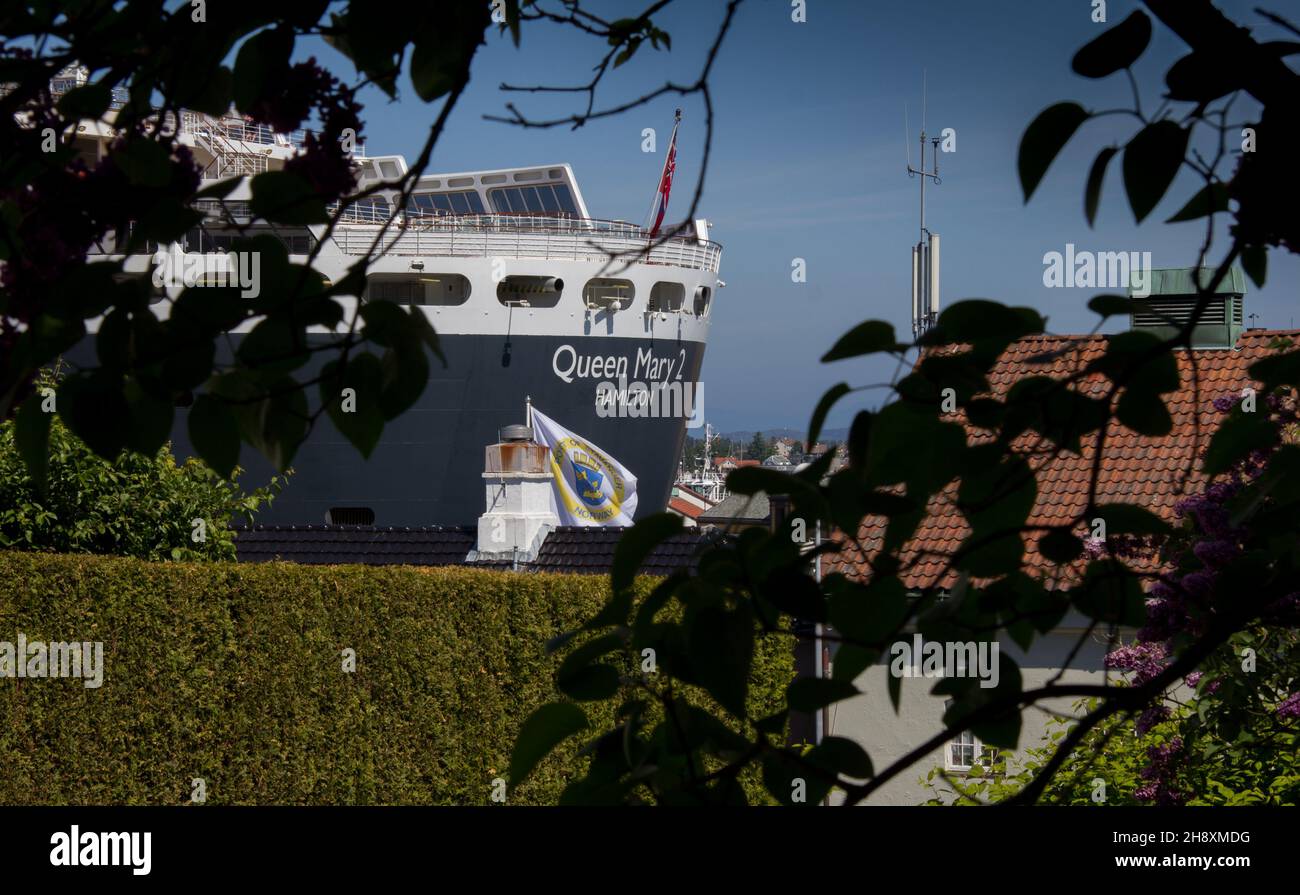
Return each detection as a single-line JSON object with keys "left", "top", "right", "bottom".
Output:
{"left": 330, "top": 213, "right": 721, "bottom": 272}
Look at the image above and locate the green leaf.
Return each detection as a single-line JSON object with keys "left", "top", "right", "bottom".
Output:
{"left": 556, "top": 633, "right": 624, "bottom": 701}
{"left": 787, "top": 677, "right": 858, "bottom": 713}
{"left": 556, "top": 665, "right": 620, "bottom": 702}
{"left": 1019, "top": 103, "right": 1090, "bottom": 202}
{"left": 188, "top": 394, "right": 240, "bottom": 479}
{"left": 1071, "top": 11, "right": 1152, "bottom": 78}
{"left": 821, "top": 320, "right": 903, "bottom": 362}
{"left": 1091, "top": 330, "right": 1180, "bottom": 393}
{"left": 1249, "top": 349, "right": 1300, "bottom": 389}
{"left": 1039, "top": 528, "right": 1083, "bottom": 564}
{"left": 234, "top": 27, "right": 294, "bottom": 113}
{"left": 1203, "top": 413, "right": 1278, "bottom": 477}
{"left": 111, "top": 140, "right": 172, "bottom": 188}
{"left": 194, "top": 178, "right": 244, "bottom": 201}
{"left": 1084, "top": 146, "right": 1118, "bottom": 227}
{"left": 807, "top": 382, "right": 850, "bottom": 449}
{"left": 123, "top": 378, "right": 173, "bottom": 455}
{"left": 1087, "top": 293, "right": 1132, "bottom": 318}
{"left": 56, "top": 81, "right": 113, "bottom": 120}
{"left": 1093, "top": 502, "right": 1172, "bottom": 536}
{"left": 1122, "top": 121, "right": 1189, "bottom": 224}
{"left": 611, "top": 513, "right": 682, "bottom": 594}
{"left": 1071, "top": 560, "right": 1146, "bottom": 626}
{"left": 1116, "top": 387, "right": 1172, "bottom": 436}
{"left": 828, "top": 576, "right": 907, "bottom": 644}
{"left": 250, "top": 171, "right": 329, "bottom": 225}
{"left": 509, "top": 703, "right": 588, "bottom": 786}
{"left": 320, "top": 354, "right": 386, "bottom": 459}
{"left": 1241, "top": 244, "right": 1267, "bottom": 290}
{"left": 14, "top": 395, "right": 52, "bottom": 492}
{"left": 1165, "top": 182, "right": 1230, "bottom": 223}
{"left": 807, "top": 736, "right": 873, "bottom": 779}
{"left": 689, "top": 605, "right": 753, "bottom": 718}
{"left": 57, "top": 371, "right": 131, "bottom": 460}
{"left": 1165, "top": 51, "right": 1242, "bottom": 103}
{"left": 358, "top": 299, "right": 411, "bottom": 347}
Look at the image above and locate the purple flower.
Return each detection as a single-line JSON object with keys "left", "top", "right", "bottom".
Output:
{"left": 1279, "top": 692, "right": 1300, "bottom": 721}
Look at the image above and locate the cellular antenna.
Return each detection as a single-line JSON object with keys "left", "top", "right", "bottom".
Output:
{"left": 906, "top": 74, "right": 943, "bottom": 339}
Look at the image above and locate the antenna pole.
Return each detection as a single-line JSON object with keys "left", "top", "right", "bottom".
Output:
{"left": 906, "top": 77, "right": 944, "bottom": 340}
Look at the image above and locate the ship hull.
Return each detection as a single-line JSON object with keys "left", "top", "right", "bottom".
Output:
{"left": 70, "top": 331, "right": 706, "bottom": 527}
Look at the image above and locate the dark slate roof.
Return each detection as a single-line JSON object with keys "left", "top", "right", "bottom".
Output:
{"left": 234, "top": 524, "right": 475, "bottom": 566}
{"left": 697, "top": 491, "right": 771, "bottom": 526}
{"left": 530, "top": 525, "right": 715, "bottom": 575}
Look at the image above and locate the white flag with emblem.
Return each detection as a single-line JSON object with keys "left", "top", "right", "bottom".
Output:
{"left": 531, "top": 407, "right": 638, "bottom": 526}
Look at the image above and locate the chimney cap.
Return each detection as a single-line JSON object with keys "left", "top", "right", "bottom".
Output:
{"left": 499, "top": 424, "right": 534, "bottom": 443}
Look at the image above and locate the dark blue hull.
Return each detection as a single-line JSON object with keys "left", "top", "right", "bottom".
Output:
{"left": 74, "top": 333, "right": 706, "bottom": 527}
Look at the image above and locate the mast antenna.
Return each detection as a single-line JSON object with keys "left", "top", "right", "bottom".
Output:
{"left": 907, "top": 73, "right": 943, "bottom": 339}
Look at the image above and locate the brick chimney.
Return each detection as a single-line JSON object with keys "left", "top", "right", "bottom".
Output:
{"left": 473, "top": 424, "right": 558, "bottom": 565}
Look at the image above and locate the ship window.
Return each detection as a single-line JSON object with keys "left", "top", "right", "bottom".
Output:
{"left": 649, "top": 281, "right": 685, "bottom": 313}
{"left": 408, "top": 190, "right": 484, "bottom": 217}
{"left": 513, "top": 170, "right": 543, "bottom": 182}
{"left": 481, "top": 174, "right": 507, "bottom": 185}
{"left": 326, "top": 507, "right": 375, "bottom": 526}
{"left": 367, "top": 273, "right": 471, "bottom": 306}
{"left": 554, "top": 184, "right": 577, "bottom": 215}
{"left": 497, "top": 275, "right": 564, "bottom": 309}
{"left": 488, "top": 185, "right": 578, "bottom": 217}
{"left": 379, "top": 161, "right": 399, "bottom": 179}
{"left": 693, "top": 285, "right": 712, "bottom": 316}
{"left": 583, "top": 277, "right": 634, "bottom": 310}
{"left": 447, "top": 176, "right": 475, "bottom": 188}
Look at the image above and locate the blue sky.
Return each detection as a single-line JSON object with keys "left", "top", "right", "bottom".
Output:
{"left": 307, "top": 0, "right": 1300, "bottom": 432}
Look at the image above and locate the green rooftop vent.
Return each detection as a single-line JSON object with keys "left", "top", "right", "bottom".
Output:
{"left": 1128, "top": 267, "right": 1246, "bottom": 349}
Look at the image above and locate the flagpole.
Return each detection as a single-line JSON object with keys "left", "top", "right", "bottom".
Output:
{"left": 526, "top": 394, "right": 533, "bottom": 430}
{"left": 643, "top": 109, "right": 682, "bottom": 233}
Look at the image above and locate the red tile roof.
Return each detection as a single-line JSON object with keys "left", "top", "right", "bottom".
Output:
{"left": 713, "top": 457, "right": 761, "bottom": 468}
{"left": 668, "top": 496, "right": 705, "bottom": 519}
{"left": 826, "top": 330, "right": 1298, "bottom": 591}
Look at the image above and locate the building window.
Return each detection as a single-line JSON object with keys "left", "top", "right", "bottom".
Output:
{"left": 947, "top": 729, "right": 977, "bottom": 772}
{"left": 487, "top": 184, "right": 578, "bottom": 216}
{"left": 583, "top": 277, "right": 634, "bottom": 310}
{"left": 407, "top": 190, "right": 485, "bottom": 216}
{"left": 944, "top": 700, "right": 1000, "bottom": 773}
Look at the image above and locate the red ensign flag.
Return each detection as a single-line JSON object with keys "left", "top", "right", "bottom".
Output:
{"left": 648, "top": 125, "right": 677, "bottom": 238}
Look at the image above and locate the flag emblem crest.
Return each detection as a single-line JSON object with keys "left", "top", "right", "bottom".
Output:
{"left": 531, "top": 408, "right": 638, "bottom": 526}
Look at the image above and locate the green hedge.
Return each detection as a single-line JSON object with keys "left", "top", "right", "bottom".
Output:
{"left": 0, "top": 552, "right": 793, "bottom": 804}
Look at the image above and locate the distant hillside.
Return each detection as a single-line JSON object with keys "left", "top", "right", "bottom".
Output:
{"left": 715, "top": 427, "right": 848, "bottom": 443}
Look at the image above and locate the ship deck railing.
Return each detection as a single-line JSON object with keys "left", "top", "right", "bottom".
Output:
{"left": 330, "top": 210, "right": 721, "bottom": 273}
{"left": 39, "top": 72, "right": 366, "bottom": 157}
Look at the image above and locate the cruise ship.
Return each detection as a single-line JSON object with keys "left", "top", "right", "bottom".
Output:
{"left": 52, "top": 69, "right": 722, "bottom": 526}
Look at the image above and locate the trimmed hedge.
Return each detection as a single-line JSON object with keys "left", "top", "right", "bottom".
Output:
{"left": 0, "top": 552, "right": 793, "bottom": 805}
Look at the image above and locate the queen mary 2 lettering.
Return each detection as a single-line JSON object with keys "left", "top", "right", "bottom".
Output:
{"left": 65, "top": 93, "right": 722, "bottom": 526}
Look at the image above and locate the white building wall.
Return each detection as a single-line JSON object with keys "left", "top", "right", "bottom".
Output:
{"left": 828, "top": 618, "right": 1122, "bottom": 806}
